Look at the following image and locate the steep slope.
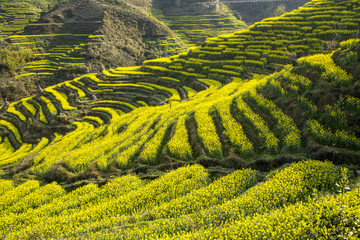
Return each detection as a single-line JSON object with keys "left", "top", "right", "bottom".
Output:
{"left": 0, "top": 0, "right": 187, "bottom": 106}
{"left": 1, "top": 0, "right": 249, "bottom": 105}
{"left": 5, "top": 0, "right": 186, "bottom": 76}
{"left": 0, "top": 0, "right": 359, "bottom": 183}
{"left": 151, "top": 0, "right": 247, "bottom": 47}
{"left": 34, "top": 0, "right": 186, "bottom": 66}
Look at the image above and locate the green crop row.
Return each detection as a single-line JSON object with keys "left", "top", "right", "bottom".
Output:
{"left": 338, "top": 95, "right": 360, "bottom": 114}
{"left": 109, "top": 160, "right": 340, "bottom": 239}
{"left": 137, "top": 168, "right": 257, "bottom": 221}
{"left": 167, "top": 115, "right": 193, "bottom": 160}
{"left": 245, "top": 91, "right": 301, "bottom": 152}
{"left": 235, "top": 97, "right": 279, "bottom": 153}
{"left": 215, "top": 99, "right": 253, "bottom": 156}
{"left": 7, "top": 165, "right": 209, "bottom": 239}
{"left": 297, "top": 96, "right": 318, "bottom": 118}
{"left": 0, "top": 120, "right": 22, "bottom": 143}
{"left": 306, "top": 119, "right": 360, "bottom": 150}
{"left": 178, "top": 184, "right": 360, "bottom": 239}
{"left": 298, "top": 53, "right": 353, "bottom": 86}
{"left": 44, "top": 86, "right": 77, "bottom": 111}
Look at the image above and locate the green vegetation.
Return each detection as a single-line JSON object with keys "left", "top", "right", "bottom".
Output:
{"left": 0, "top": 160, "right": 356, "bottom": 239}
{"left": 0, "top": 46, "right": 34, "bottom": 73}
{"left": 0, "top": 0, "right": 359, "bottom": 238}
{"left": 150, "top": 2, "right": 247, "bottom": 47}
{"left": 0, "top": 0, "right": 358, "bottom": 179}
{"left": 0, "top": 0, "right": 65, "bottom": 39}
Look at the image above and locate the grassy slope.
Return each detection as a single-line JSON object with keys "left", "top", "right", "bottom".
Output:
{"left": 0, "top": 0, "right": 359, "bottom": 184}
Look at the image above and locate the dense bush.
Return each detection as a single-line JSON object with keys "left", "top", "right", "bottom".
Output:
{"left": 0, "top": 47, "right": 34, "bottom": 73}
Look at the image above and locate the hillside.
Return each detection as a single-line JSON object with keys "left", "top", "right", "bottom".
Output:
{"left": 0, "top": 0, "right": 65, "bottom": 39}
{"left": 0, "top": 0, "right": 188, "bottom": 104}
{"left": 0, "top": 0, "right": 359, "bottom": 238}
{"left": 30, "top": 0, "right": 184, "bottom": 67}
{"left": 0, "top": 0, "right": 359, "bottom": 183}
{"left": 0, "top": 0, "right": 248, "bottom": 106}
{"left": 151, "top": 0, "right": 247, "bottom": 46}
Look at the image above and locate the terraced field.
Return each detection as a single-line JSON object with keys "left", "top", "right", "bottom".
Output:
{"left": 0, "top": 0, "right": 42, "bottom": 39}
{"left": 0, "top": 0, "right": 66, "bottom": 38}
{"left": 6, "top": 27, "right": 183, "bottom": 80}
{"left": 0, "top": 0, "right": 95, "bottom": 79}
{"left": 0, "top": 0, "right": 359, "bottom": 181}
{"left": 145, "top": 36, "right": 189, "bottom": 55}
{"left": 7, "top": 33, "right": 100, "bottom": 78}
{"left": 0, "top": 0, "right": 359, "bottom": 238}
{"left": 0, "top": 51, "right": 358, "bottom": 177}
{"left": 11, "top": 33, "right": 189, "bottom": 78}
{"left": 151, "top": 1, "right": 247, "bottom": 47}
{"left": 1, "top": 0, "right": 246, "bottom": 81}
{"left": 0, "top": 0, "right": 191, "bottom": 81}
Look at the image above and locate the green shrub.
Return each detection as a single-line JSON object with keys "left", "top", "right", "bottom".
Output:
{"left": 0, "top": 47, "right": 34, "bottom": 73}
